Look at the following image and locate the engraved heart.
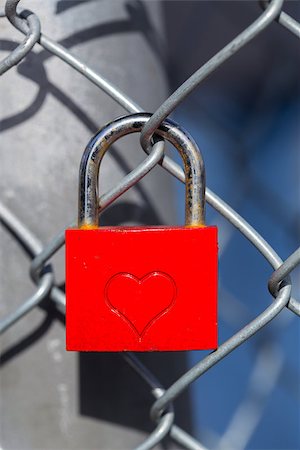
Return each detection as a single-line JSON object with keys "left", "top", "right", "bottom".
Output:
{"left": 105, "top": 272, "right": 176, "bottom": 338}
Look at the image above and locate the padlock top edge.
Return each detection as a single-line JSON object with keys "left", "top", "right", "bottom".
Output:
{"left": 66, "top": 225, "right": 218, "bottom": 232}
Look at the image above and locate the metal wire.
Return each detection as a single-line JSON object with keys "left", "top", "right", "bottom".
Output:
{"left": 0, "top": 9, "right": 40, "bottom": 74}
{"left": 139, "top": 0, "right": 285, "bottom": 153}
{"left": 268, "top": 248, "right": 300, "bottom": 315}
{"left": 1, "top": 0, "right": 299, "bottom": 449}
{"left": 260, "top": 0, "right": 300, "bottom": 37}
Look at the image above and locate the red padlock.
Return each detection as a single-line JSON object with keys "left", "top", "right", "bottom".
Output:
{"left": 66, "top": 113, "right": 218, "bottom": 351}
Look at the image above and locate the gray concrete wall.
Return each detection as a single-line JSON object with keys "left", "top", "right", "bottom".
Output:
{"left": 0, "top": 1, "right": 191, "bottom": 448}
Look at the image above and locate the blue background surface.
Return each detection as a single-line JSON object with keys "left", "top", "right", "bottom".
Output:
{"left": 173, "top": 90, "right": 299, "bottom": 449}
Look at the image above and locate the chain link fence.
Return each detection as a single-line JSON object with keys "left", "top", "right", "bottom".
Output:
{"left": 0, "top": 0, "right": 299, "bottom": 449}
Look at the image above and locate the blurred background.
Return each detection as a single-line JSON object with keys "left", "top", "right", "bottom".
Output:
{"left": 164, "top": 2, "right": 299, "bottom": 449}
{"left": 1, "top": 1, "right": 299, "bottom": 449}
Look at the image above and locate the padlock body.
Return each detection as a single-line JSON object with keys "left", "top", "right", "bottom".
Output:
{"left": 66, "top": 226, "right": 218, "bottom": 351}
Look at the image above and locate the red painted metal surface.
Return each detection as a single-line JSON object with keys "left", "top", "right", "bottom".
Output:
{"left": 66, "top": 226, "right": 218, "bottom": 351}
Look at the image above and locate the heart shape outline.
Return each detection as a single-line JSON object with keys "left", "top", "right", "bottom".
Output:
{"left": 105, "top": 271, "right": 176, "bottom": 340}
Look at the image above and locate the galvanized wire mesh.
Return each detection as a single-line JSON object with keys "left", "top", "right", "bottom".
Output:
{"left": 0, "top": 0, "right": 299, "bottom": 449}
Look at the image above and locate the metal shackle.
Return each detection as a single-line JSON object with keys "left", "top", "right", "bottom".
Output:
{"left": 78, "top": 112, "right": 206, "bottom": 228}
